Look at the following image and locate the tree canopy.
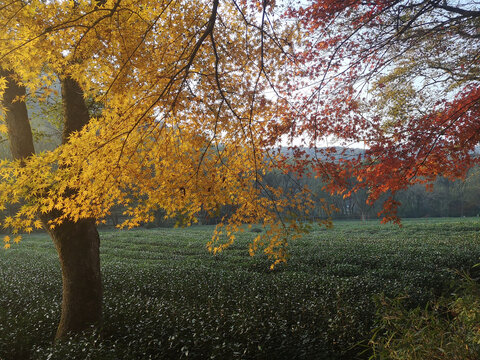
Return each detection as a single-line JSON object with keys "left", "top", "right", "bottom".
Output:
{"left": 0, "top": 0, "right": 320, "bottom": 267}
{"left": 1, "top": 0, "right": 478, "bottom": 253}
{"left": 287, "top": 0, "right": 480, "bottom": 222}
{"left": 1, "top": 0, "right": 478, "bottom": 252}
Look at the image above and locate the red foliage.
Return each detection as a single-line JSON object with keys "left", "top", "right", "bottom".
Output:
{"left": 281, "top": 0, "right": 480, "bottom": 222}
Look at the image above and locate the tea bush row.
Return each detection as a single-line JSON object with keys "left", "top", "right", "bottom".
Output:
{"left": 1, "top": 219, "right": 479, "bottom": 359}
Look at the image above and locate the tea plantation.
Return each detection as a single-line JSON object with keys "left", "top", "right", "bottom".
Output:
{"left": 1, "top": 218, "right": 480, "bottom": 359}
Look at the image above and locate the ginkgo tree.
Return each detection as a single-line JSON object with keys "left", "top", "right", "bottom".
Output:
{"left": 0, "top": 0, "right": 318, "bottom": 339}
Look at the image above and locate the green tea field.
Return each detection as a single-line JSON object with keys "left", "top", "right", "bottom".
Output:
{"left": 1, "top": 218, "right": 480, "bottom": 359}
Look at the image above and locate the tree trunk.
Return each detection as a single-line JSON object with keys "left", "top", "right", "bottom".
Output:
{"left": 48, "top": 218, "right": 102, "bottom": 339}
{"left": 60, "top": 76, "right": 91, "bottom": 144}
{"left": 1, "top": 70, "right": 103, "bottom": 339}
{"left": 52, "top": 75, "right": 103, "bottom": 339}
{"left": 0, "top": 68, "right": 35, "bottom": 160}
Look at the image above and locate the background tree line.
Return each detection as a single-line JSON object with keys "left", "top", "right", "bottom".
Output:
{"left": 263, "top": 166, "right": 480, "bottom": 221}
{"left": 83, "top": 164, "right": 480, "bottom": 225}
{"left": 1, "top": 110, "right": 477, "bottom": 226}
{"left": 2, "top": 119, "right": 478, "bottom": 226}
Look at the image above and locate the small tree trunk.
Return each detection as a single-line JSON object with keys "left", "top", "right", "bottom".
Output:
{"left": 48, "top": 218, "right": 102, "bottom": 339}
{"left": 0, "top": 68, "right": 35, "bottom": 160}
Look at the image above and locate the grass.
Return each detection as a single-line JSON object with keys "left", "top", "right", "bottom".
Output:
{"left": 1, "top": 218, "right": 480, "bottom": 359}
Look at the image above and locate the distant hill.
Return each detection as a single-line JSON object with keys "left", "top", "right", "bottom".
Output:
{"left": 278, "top": 146, "right": 365, "bottom": 161}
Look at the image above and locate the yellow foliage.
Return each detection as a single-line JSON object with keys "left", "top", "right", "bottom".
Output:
{"left": 0, "top": 0, "right": 324, "bottom": 266}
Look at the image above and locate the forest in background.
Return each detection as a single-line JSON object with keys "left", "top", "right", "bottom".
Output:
{"left": 0, "top": 112, "right": 478, "bottom": 227}
{"left": 2, "top": 128, "right": 478, "bottom": 227}
{"left": 263, "top": 162, "right": 480, "bottom": 222}
{"left": 113, "top": 167, "right": 480, "bottom": 226}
